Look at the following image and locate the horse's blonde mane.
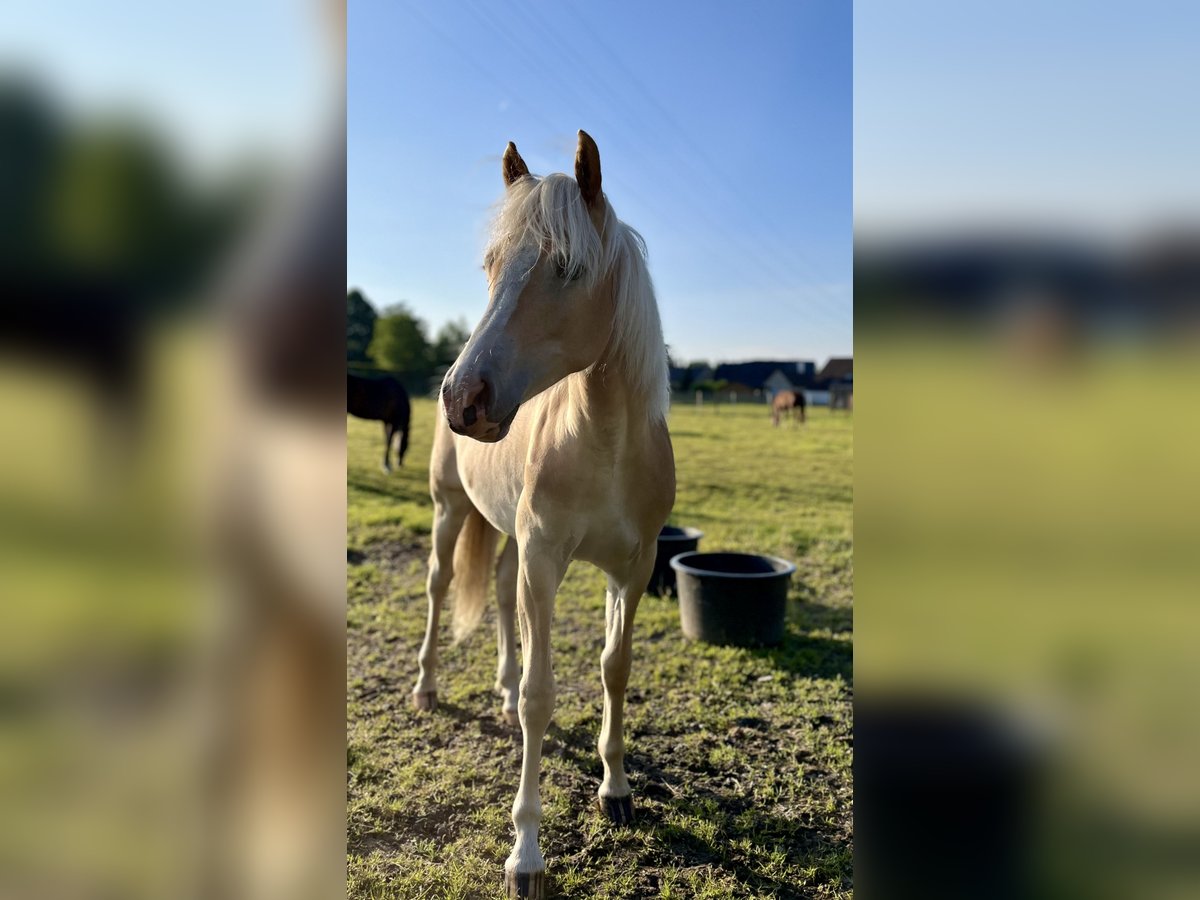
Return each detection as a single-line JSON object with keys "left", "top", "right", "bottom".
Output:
{"left": 487, "top": 174, "right": 669, "bottom": 421}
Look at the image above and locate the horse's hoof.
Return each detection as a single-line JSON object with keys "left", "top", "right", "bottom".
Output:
{"left": 504, "top": 868, "right": 546, "bottom": 899}
{"left": 501, "top": 708, "right": 520, "bottom": 728}
{"left": 596, "top": 794, "right": 635, "bottom": 826}
{"left": 411, "top": 690, "right": 438, "bottom": 712}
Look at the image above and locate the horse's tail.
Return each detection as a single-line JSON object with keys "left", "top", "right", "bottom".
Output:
{"left": 451, "top": 506, "right": 500, "bottom": 642}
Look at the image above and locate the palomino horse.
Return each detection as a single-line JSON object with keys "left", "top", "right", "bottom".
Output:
{"left": 772, "top": 388, "right": 807, "bottom": 426}
{"left": 347, "top": 372, "right": 411, "bottom": 471}
{"left": 412, "top": 131, "right": 675, "bottom": 898}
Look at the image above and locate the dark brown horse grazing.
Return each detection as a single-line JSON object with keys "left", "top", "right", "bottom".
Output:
{"left": 771, "top": 389, "right": 806, "bottom": 426}
{"left": 348, "top": 373, "right": 411, "bottom": 471}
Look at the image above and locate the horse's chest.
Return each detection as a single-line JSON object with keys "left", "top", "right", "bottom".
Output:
{"left": 457, "top": 442, "right": 524, "bottom": 536}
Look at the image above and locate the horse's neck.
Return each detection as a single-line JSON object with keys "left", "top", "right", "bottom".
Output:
{"left": 554, "top": 347, "right": 648, "bottom": 442}
{"left": 580, "top": 283, "right": 664, "bottom": 420}
{"left": 554, "top": 255, "right": 664, "bottom": 434}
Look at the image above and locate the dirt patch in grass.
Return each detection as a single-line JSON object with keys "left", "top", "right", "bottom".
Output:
{"left": 359, "top": 539, "right": 426, "bottom": 573}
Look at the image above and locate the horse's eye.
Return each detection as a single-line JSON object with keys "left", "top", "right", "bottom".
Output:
{"left": 555, "top": 257, "right": 582, "bottom": 282}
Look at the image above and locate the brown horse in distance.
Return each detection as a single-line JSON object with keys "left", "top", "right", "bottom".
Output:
{"left": 771, "top": 389, "right": 806, "bottom": 426}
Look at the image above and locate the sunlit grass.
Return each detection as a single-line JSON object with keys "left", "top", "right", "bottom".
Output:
{"left": 348, "top": 398, "right": 852, "bottom": 898}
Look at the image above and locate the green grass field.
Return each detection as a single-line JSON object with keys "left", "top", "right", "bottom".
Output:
{"left": 347, "top": 399, "right": 853, "bottom": 899}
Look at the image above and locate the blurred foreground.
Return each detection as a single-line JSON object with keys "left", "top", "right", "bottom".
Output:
{"left": 856, "top": 231, "right": 1200, "bottom": 897}
{"left": 854, "top": 3, "right": 1200, "bottom": 894}
{"left": 0, "top": 4, "right": 345, "bottom": 899}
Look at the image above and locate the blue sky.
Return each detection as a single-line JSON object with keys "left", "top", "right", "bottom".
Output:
{"left": 348, "top": 0, "right": 851, "bottom": 365}
{"left": 855, "top": 0, "right": 1200, "bottom": 236}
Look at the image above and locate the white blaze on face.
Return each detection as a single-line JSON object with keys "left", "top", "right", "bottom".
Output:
{"left": 490, "top": 245, "right": 539, "bottom": 318}
{"left": 463, "top": 244, "right": 539, "bottom": 370}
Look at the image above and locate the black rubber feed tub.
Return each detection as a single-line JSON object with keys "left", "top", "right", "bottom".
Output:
{"left": 670, "top": 551, "right": 796, "bottom": 646}
{"left": 646, "top": 526, "right": 703, "bottom": 597}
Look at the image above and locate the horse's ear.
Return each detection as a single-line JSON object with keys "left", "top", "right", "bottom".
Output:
{"left": 502, "top": 142, "right": 529, "bottom": 187}
{"left": 575, "top": 130, "right": 602, "bottom": 208}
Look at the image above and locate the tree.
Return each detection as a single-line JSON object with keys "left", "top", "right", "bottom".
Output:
{"left": 368, "top": 303, "right": 431, "bottom": 375}
{"left": 431, "top": 318, "right": 472, "bottom": 371}
{"left": 682, "top": 361, "right": 712, "bottom": 391}
{"left": 346, "top": 288, "right": 376, "bottom": 362}
{"left": 692, "top": 378, "right": 729, "bottom": 396}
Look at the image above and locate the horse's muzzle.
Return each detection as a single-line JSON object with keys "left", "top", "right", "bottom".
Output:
{"left": 442, "top": 374, "right": 518, "bottom": 442}
{"left": 446, "top": 407, "right": 517, "bottom": 442}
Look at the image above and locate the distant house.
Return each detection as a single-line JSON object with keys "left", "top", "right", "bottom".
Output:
{"left": 712, "top": 361, "right": 816, "bottom": 398}
{"left": 816, "top": 357, "right": 853, "bottom": 409}
{"left": 673, "top": 358, "right": 850, "bottom": 405}
{"left": 817, "top": 357, "right": 853, "bottom": 382}
{"left": 762, "top": 369, "right": 798, "bottom": 396}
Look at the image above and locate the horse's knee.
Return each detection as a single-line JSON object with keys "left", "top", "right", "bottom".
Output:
{"left": 518, "top": 678, "right": 555, "bottom": 723}
{"left": 520, "top": 676, "right": 554, "bottom": 703}
{"left": 600, "top": 645, "right": 630, "bottom": 692}
{"left": 427, "top": 562, "right": 452, "bottom": 598}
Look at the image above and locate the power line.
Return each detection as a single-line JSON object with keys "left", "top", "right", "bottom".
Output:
{"left": 401, "top": 0, "right": 850, "bottom": 337}
{"left": 463, "top": 0, "right": 850, "bottom": 330}
{"left": 558, "top": 0, "right": 851, "bottom": 298}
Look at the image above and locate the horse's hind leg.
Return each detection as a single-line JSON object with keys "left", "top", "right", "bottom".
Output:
{"left": 494, "top": 536, "right": 520, "bottom": 726}
{"left": 397, "top": 421, "right": 410, "bottom": 466}
{"left": 595, "top": 549, "right": 655, "bottom": 826}
{"left": 381, "top": 422, "right": 394, "bottom": 472}
{"left": 412, "top": 487, "right": 470, "bottom": 710}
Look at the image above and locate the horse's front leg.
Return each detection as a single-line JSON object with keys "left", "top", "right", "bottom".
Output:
{"left": 412, "top": 491, "right": 469, "bottom": 710}
{"left": 494, "top": 536, "right": 520, "bottom": 726}
{"left": 504, "top": 536, "right": 568, "bottom": 899}
{"left": 596, "top": 548, "right": 655, "bottom": 826}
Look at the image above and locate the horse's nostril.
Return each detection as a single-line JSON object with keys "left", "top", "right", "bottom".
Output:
{"left": 462, "top": 377, "right": 491, "bottom": 419}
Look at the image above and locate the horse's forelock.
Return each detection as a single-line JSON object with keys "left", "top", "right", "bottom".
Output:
{"left": 488, "top": 174, "right": 606, "bottom": 286}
